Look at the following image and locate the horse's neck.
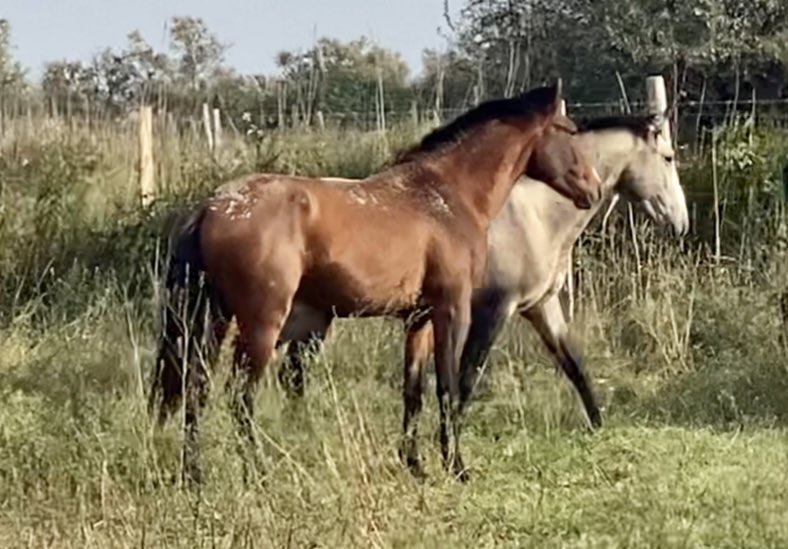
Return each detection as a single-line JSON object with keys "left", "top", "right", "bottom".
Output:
{"left": 507, "top": 130, "right": 634, "bottom": 257}
{"left": 557, "top": 130, "right": 634, "bottom": 233}
{"left": 578, "top": 131, "right": 634, "bottom": 196}
{"left": 429, "top": 125, "right": 538, "bottom": 227}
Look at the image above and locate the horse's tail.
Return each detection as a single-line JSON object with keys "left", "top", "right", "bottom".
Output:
{"left": 149, "top": 207, "right": 226, "bottom": 424}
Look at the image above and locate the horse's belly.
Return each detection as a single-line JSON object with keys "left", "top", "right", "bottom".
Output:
{"left": 294, "top": 261, "right": 424, "bottom": 317}
{"left": 280, "top": 301, "right": 329, "bottom": 342}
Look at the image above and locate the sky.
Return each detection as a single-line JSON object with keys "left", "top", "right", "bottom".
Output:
{"left": 3, "top": 0, "right": 462, "bottom": 80}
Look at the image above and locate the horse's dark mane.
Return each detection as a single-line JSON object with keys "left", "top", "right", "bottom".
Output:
{"left": 575, "top": 114, "right": 659, "bottom": 138}
{"left": 393, "top": 85, "right": 558, "bottom": 165}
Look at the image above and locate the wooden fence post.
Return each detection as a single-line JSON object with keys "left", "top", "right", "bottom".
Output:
{"left": 646, "top": 75, "right": 671, "bottom": 143}
{"left": 138, "top": 105, "right": 155, "bottom": 208}
{"left": 202, "top": 102, "right": 214, "bottom": 152}
{"left": 212, "top": 107, "right": 223, "bottom": 151}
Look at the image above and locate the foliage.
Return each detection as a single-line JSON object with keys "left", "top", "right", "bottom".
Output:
{"left": 0, "top": 19, "right": 26, "bottom": 98}
{"left": 274, "top": 36, "right": 413, "bottom": 124}
{"left": 169, "top": 16, "right": 227, "bottom": 92}
{"left": 0, "top": 71, "right": 787, "bottom": 546}
{"left": 454, "top": 0, "right": 788, "bottom": 103}
{"left": 5, "top": 2, "right": 787, "bottom": 127}
{"left": 0, "top": 7, "right": 787, "bottom": 545}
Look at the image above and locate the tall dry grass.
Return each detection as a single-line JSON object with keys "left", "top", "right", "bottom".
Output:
{"left": 0, "top": 111, "right": 787, "bottom": 547}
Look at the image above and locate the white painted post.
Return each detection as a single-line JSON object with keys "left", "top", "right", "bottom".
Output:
{"left": 138, "top": 105, "right": 155, "bottom": 208}
{"left": 646, "top": 75, "right": 671, "bottom": 144}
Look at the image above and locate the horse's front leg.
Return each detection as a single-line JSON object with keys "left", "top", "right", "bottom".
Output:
{"left": 432, "top": 285, "right": 472, "bottom": 481}
{"left": 522, "top": 293, "right": 601, "bottom": 429}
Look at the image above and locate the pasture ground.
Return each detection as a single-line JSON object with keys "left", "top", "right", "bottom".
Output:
{"left": 1, "top": 120, "right": 787, "bottom": 547}
{"left": 1, "top": 278, "right": 787, "bottom": 548}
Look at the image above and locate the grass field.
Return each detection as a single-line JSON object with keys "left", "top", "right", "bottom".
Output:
{"left": 1, "top": 115, "right": 787, "bottom": 547}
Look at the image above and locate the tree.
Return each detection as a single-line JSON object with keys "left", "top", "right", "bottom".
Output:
{"left": 414, "top": 48, "right": 477, "bottom": 113}
{"left": 90, "top": 31, "right": 174, "bottom": 113}
{"left": 454, "top": 0, "right": 625, "bottom": 102}
{"left": 275, "top": 37, "right": 413, "bottom": 125}
{"left": 169, "top": 16, "right": 227, "bottom": 92}
{"left": 0, "top": 19, "right": 27, "bottom": 102}
{"left": 451, "top": 0, "right": 788, "bottom": 104}
{"left": 41, "top": 60, "right": 98, "bottom": 117}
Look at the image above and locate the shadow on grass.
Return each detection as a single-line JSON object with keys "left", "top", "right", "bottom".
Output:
{"left": 624, "top": 352, "right": 788, "bottom": 429}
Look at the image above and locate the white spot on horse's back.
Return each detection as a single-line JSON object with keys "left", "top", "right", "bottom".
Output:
{"left": 350, "top": 188, "right": 368, "bottom": 205}
{"left": 426, "top": 187, "right": 452, "bottom": 216}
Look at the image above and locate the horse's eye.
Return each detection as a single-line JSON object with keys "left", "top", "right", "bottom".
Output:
{"left": 665, "top": 156, "right": 674, "bottom": 163}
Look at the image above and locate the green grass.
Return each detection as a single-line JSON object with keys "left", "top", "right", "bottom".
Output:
{"left": 1, "top": 303, "right": 787, "bottom": 548}
{"left": 1, "top": 114, "right": 787, "bottom": 547}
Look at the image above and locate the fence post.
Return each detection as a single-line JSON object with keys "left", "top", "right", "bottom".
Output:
{"left": 212, "top": 107, "right": 223, "bottom": 151}
{"left": 646, "top": 75, "right": 671, "bottom": 144}
{"left": 138, "top": 105, "right": 155, "bottom": 208}
{"left": 202, "top": 102, "right": 214, "bottom": 152}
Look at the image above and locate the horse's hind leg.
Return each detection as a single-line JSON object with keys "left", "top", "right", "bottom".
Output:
{"left": 399, "top": 319, "right": 433, "bottom": 478}
{"left": 183, "top": 305, "right": 229, "bottom": 487}
{"left": 457, "top": 288, "right": 515, "bottom": 414}
{"left": 228, "top": 276, "right": 299, "bottom": 478}
{"left": 278, "top": 314, "right": 333, "bottom": 398}
{"left": 522, "top": 293, "right": 601, "bottom": 429}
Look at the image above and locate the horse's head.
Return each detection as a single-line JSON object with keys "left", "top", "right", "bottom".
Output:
{"left": 614, "top": 111, "right": 689, "bottom": 236}
{"left": 497, "top": 82, "right": 603, "bottom": 210}
{"left": 526, "top": 114, "right": 603, "bottom": 210}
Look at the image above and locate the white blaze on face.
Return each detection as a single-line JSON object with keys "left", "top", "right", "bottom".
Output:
{"left": 657, "top": 133, "right": 689, "bottom": 235}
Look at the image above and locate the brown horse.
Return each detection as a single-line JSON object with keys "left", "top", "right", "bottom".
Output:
{"left": 150, "top": 83, "right": 601, "bottom": 484}
{"left": 278, "top": 113, "right": 689, "bottom": 480}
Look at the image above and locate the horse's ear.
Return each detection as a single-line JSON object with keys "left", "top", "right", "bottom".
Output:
{"left": 647, "top": 112, "right": 665, "bottom": 135}
{"left": 541, "top": 78, "right": 562, "bottom": 117}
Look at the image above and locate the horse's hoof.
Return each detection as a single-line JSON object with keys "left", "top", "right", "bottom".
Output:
{"left": 398, "top": 447, "right": 426, "bottom": 480}
{"left": 455, "top": 467, "right": 471, "bottom": 483}
{"left": 451, "top": 459, "right": 471, "bottom": 483}
{"left": 587, "top": 409, "right": 603, "bottom": 431}
{"left": 408, "top": 460, "right": 427, "bottom": 481}
{"left": 181, "top": 469, "right": 203, "bottom": 491}
{"left": 406, "top": 457, "right": 427, "bottom": 480}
